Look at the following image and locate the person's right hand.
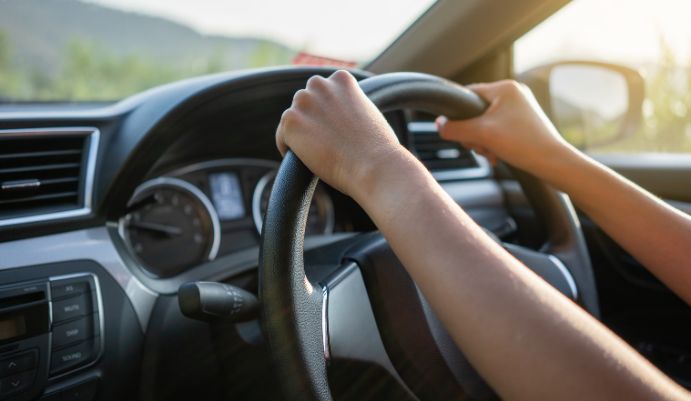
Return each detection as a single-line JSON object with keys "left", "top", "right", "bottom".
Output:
{"left": 436, "top": 80, "right": 576, "bottom": 176}
{"left": 275, "top": 70, "right": 410, "bottom": 200}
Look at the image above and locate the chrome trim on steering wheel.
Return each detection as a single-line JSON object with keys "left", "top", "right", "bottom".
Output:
{"left": 321, "top": 286, "right": 331, "bottom": 361}
{"left": 548, "top": 255, "right": 579, "bottom": 300}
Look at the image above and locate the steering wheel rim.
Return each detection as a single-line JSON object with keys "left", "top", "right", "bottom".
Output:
{"left": 259, "top": 72, "right": 599, "bottom": 401}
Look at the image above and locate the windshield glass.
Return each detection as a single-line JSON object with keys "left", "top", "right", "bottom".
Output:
{"left": 0, "top": 0, "right": 436, "bottom": 102}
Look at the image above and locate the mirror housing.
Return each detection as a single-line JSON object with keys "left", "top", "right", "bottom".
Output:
{"left": 519, "top": 61, "right": 645, "bottom": 150}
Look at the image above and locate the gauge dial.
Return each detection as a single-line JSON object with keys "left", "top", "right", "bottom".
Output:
{"left": 120, "top": 177, "right": 220, "bottom": 277}
{"left": 252, "top": 171, "right": 335, "bottom": 235}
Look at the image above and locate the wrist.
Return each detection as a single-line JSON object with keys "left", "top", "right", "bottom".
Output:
{"left": 532, "top": 141, "right": 590, "bottom": 189}
{"left": 513, "top": 136, "right": 574, "bottom": 174}
{"left": 348, "top": 145, "right": 428, "bottom": 211}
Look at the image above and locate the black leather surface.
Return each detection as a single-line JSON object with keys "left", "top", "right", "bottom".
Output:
{"left": 344, "top": 234, "right": 470, "bottom": 401}
{"left": 258, "top": 72, "right": 598, "bottom": 401}
{"left": 259, "top": 153, "right": 331, "bottom": 401}
{"left": 359, "top": 72, "right": 487, "bottom": 119}
{"left": 343, "top": 233, "right": 581, "bottom": 401}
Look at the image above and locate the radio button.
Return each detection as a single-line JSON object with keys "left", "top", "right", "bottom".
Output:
{"left": 51, "top": 281, "right": 89, "bottom": 300}
{"left": 53, "top": 317, "right": 93, "bottom": 349}
{"left": 0, "top": 350, "right": 36, "bottom": 377}
{"left": 50, "top": 339, "right": 96, "bottom": 375}
{"left": 0, "top": 369, "right": 35, "bottom": 396}
{"left": 53, "top": 294, "right": 91, "bottom": 323}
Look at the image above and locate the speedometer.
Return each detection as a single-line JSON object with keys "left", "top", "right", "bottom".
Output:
{"left": 119, "top": 177, "right": 221, "bottom": 277}
{"left": 252, "top": 171, "right": 335, "bottom": 235}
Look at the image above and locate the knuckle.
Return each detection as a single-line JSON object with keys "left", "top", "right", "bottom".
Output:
{"left": 330, "top": 69, "right": 355, "bottom": 85}
{"left": 500, "top": 80, "right": 523, "bottom": 95}
{"left": 280, "top": 107, "right": 300, "bottom": 128}
{"left": 306, "top": 75, "right": 328, "bottom": 91}
{"left": 292, "top": 89, "right": 312, "bottom": 108}
{"left": 496, "top": 79, "right": 517, "bottom": 87}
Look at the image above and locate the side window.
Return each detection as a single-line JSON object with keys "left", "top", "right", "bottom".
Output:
{"left": 514, "top": 0, "right": 691, "bottom": 155}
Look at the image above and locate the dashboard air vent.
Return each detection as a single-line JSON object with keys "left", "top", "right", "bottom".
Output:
{"left": 0, "top": 129, "right": 98, "bottom": 225}
{"left": 408, "top": 122, "right": 479, "bottom": 171}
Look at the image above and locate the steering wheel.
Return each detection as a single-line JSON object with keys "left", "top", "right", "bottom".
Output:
{"left": 259, "top": 72, "right": 600, "bottom": 401}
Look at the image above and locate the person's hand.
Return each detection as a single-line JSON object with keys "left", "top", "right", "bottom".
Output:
{"left": 436, "top": 80, "right": 575, "bottom": 175}
{"left": 276, "top": 70, "right": 407, "bottom": 198}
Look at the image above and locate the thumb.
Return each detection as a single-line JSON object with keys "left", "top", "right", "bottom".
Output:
{"left": 466, "top": 83, "right": 496, "bottom": 100}
{"left": 435, "top": 114, "right": 485, "bottom": 144}
{"left": 466, "top": 80, "right": 515, "bottom": 102}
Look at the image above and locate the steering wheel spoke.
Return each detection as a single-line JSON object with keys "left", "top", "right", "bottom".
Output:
{"left": 321, "top": 263, "right": 398, "bottom": 374}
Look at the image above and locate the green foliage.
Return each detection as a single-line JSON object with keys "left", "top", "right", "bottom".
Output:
{"left": 0, "top": 30, "right": 22, "bottom": 99}
{"left": 249, "top": 41, "right": 286, "bottom": 68}
{"left": 0, "top": 32, "right": 293, "bottom": 102}
{"left": 2, "top": 28, "right": 690, "bottom": 155}
{"left": 49, "top": 40, "right": 179, "bottom": 100}
{"left": 587, "top": 41, "right": 691, "bottom": 154}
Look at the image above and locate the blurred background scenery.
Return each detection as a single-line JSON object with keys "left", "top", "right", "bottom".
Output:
{"left": 0, "top": 0, "right": 295, "bottom": 101}
{"left": 0, "top": 0, "right": 690, "bottom": 154}
{"left": 515, "top": 0, "right": 691, "bottom": 154}
{"left": 0, "top": 0, "right": 431, "bottom": 102}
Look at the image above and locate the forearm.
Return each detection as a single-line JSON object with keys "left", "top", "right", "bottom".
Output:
{"left": 352, "top": 150, "right": 689, "bottom": 401}
{"left": 435, "top": 79, "right": 691, "bottom": 304}
{"left": 537, "top": 147, "right": 691, "bottom": 305}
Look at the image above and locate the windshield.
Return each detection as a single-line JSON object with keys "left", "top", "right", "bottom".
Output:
{"left": 0, "top": 0, "right": 436, "bottom": 102}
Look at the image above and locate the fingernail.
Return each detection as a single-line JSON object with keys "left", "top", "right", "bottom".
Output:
{"left": 435, "top": 116, "right": 448, "bottom": 129}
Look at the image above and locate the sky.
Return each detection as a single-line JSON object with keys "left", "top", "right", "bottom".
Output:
{"left": 515, "top": 0, "right": 691, "bottom": 72}
{"left": 84, "top": 0, "right": 437, "bottom": 61}
{"left": 84, "top": 0, "right": 691, "bottom": 68}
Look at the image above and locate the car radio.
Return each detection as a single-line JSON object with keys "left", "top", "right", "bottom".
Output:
{"left": 0, "top": 274, "right": 102, "bottom": 401}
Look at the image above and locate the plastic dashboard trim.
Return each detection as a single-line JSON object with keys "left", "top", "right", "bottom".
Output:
{"left": 0, "top": 127, "right": 100, "bottom": 228}
{"left": 0, "top": 227, "right": 157, "bottom": 332}
{"left": 0, "top": 67, "right": 501, "bottom": 337}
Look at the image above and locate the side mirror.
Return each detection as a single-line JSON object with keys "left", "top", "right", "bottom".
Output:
{"left": 519, "top": 61, "right": 644, "bottom": 150}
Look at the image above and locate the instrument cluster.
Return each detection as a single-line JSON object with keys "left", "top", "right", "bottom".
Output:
{"left": 118, "top": 159, "right": 337, "bottom": 278}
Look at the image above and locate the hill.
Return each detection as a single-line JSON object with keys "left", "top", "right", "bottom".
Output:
{"left": 0, "top": 0, "right": 295, "bottom": 100}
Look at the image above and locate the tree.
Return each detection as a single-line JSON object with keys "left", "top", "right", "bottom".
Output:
{"left": 0, "top": 30, "right": 21, "bottom": 100}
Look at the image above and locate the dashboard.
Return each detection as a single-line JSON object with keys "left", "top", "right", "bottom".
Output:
{"left": 118, "top": 159, "right": 338, "bottom": 278}
{"left": 0, "top": 67, "right": 507, "bottom": 401}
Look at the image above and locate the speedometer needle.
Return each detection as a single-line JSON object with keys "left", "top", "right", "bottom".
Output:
{"left": 129, "top": 221, "right": 184, "bottom": 236}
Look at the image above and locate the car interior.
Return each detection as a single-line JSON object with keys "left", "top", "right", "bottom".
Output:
{"left": 0, "top": 0, "right": 690, "bottom": 400}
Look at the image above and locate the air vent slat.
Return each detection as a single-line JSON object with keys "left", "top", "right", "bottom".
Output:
{"left": 0, "top": 130, "right": 94, "bottom": 223}
{"left": 408, "top": 122, "right": 479, "bottom": 172}
{"left": 0, "top": 191, "right": 78, "bottom": 206}
{"left": 0, "top": 163, "right": 81, "bottom": 175}
{"left": 0, "top": 149, "right": 82, "bottom": 161}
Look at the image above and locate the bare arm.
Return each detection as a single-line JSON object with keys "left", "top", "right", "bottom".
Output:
{"left": 437, "top": 80, "right": 691, "bottom": 306}
{"left": 276, "top": 71, "right": 690, "bottom": 401}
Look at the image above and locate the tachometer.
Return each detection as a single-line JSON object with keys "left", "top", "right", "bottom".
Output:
{"left": 119, "top": 177, "right": 221, "bottom": 277}
{"left": 252, "top": 171, "right": 335, "bottom": 235}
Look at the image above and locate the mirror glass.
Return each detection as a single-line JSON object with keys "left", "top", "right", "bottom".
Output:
{"left": 550, "top": 65, "right": 629, "bottom": 149}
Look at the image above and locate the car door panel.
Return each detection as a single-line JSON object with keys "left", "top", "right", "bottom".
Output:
{"left": 594, "top": 154, "right": 691, "bottom": 203}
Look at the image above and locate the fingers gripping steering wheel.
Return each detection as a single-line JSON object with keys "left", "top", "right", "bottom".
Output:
{"left": 259, "top": 72, "right": 599, "bottom": 401}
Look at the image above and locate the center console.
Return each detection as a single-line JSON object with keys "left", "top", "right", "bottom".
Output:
{"left": 0, "top": 274, "right": 102, "bottom": 401}
{"left": 0, "top": 258, "right": 145, "bottom": 401}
